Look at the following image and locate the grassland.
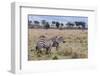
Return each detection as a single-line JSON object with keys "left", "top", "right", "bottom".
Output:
{"left": 28, "top": 29, "right": 88, "bottom": 60}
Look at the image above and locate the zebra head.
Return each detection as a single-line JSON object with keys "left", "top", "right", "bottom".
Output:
{"left": 56, "top": 36, "right": 66, "bottom": 43}
{"left": 51, "top": 36, "right": 66, "bottom": 49}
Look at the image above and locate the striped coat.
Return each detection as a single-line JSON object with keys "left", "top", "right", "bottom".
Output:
{"left": 35, "top": 35, "right": 65, "bottom": 54}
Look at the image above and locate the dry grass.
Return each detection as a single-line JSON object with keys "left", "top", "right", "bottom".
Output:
{"left": 28, "top": 29, "right": 88, "bottom": 60}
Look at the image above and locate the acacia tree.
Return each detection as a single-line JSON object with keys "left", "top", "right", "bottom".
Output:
{"left": 44, "top": 22, "right": 50, "bottom": 29}
{"left": 34, "top": 21, "right": 40, "bottom": 25}
{"left": 28, "top": 20, "right": 32, "bottom": 25}
{"left": 75, "top": 21, "right": 86, "bottom": 29}
{"left": 60, "top": 23, "right": 64, "bottom": 29}
{"left": 41, "top": 20, "right": 46, "bottom": 25}
{"left": 55, "top": 22, "right": 60, "bottom": 29}
{"left": 66, "top": 22, "right": 74, "bottom": 29}
{"left": 28, "top": 20, "right": 33, "bottom": 28}
{"left": 41, "top": 20, "right": 47, "bottom": 28}
{"left": 61, "top": 23, "right": 64, "bottom": 28}
{"left": 52, "top": 21, "right": 56, "bottom": 24}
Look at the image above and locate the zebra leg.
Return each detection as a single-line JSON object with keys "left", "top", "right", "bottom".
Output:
{"left": 35, "top": 46, "right": 41, "bottom": 54}
{"left": 35, "top": 46, "right": 42, "bottom": 57}
{"left": 45, "top": 47, "right": 51, "bottom": 55}
{"left": 56, "top": 44, "right": 59, "bottom": 51}
{"left": 48, "top": 48, "right": 51, "bottom": 55}
{"left": 45, "top": 47, "right": 49, "bottom": 54}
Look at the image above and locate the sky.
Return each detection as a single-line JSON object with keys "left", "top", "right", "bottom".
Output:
{"left": 28, "top": 15, "right": 88, "bottom": 26}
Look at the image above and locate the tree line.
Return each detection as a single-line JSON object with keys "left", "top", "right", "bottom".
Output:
{"left": 28, "top": 20, "right": 87, "bottom": 29}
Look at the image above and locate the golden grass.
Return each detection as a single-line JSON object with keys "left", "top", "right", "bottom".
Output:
{"left": 28, "top": 29, "right": 88, "bottom": 60}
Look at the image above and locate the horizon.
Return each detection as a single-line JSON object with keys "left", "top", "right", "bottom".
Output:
{"left": 28, "top": 15, "right": 88, "bottom": 27}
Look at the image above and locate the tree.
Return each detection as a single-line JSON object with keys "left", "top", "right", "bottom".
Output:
{"left": 28, "top": 20, "right": 33, "bottom": 28}
{"left": 41, "top": 20, "right": 47, "bottom": 28}
{"left": 52, "top": 21, "right": 56, "bottom": 24}
{"left": 75, "top": 21, "right": 86, "bottom": 29}
{"left": 34, "top": 21, "right": 40, "bottom": 25}
{"left": 55, "top": 22, "right": 60, "bottom": 29}
{"left": 44, "top": 22, "right": 50, "bottom": 29}
{"left": 61, "top": 23, "right": 64, "bottom": 26}
{"left": 60, "top": 23, "right": 64, "bottom": 29}
{"left": 41, "top": 20, "right": 46, "bottom": 25}
{"left": 66, "top": 22, "right": 74, "bottom": 28}
{"left": 28, "top": 20, "right": 32, "bottom": 25}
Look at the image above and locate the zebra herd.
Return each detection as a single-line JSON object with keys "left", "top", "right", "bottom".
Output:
{"left": 35, "top": 35, "right": 66, "bottom": 54}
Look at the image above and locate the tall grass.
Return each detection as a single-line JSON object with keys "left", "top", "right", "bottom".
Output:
{"left": 28, "top": 29, "right": 88, "bottom": 60}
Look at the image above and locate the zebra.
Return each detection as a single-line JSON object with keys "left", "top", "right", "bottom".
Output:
{"left": 35, "top": 35, "right": 53, "bottom": 54}
{"left": 35, "top": 35, "right": 66, "bottom": 54}
{"left": 51, "top": 36, "right": 66, "bottom": 51}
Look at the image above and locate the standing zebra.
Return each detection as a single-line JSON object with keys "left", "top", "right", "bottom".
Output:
{"left": 35, "top": 35, "right": 66, "bottom": 54}
{"left": 51, "top": 36, "right": 66, "bottom": 51}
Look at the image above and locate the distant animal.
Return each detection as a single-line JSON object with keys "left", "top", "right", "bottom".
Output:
{"left": 35, "top": 35, "right": 66, "bottom": 54}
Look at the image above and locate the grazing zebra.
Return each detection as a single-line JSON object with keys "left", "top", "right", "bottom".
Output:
{"left": 35, "top": 35, "right": 66, "bottom": 54}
